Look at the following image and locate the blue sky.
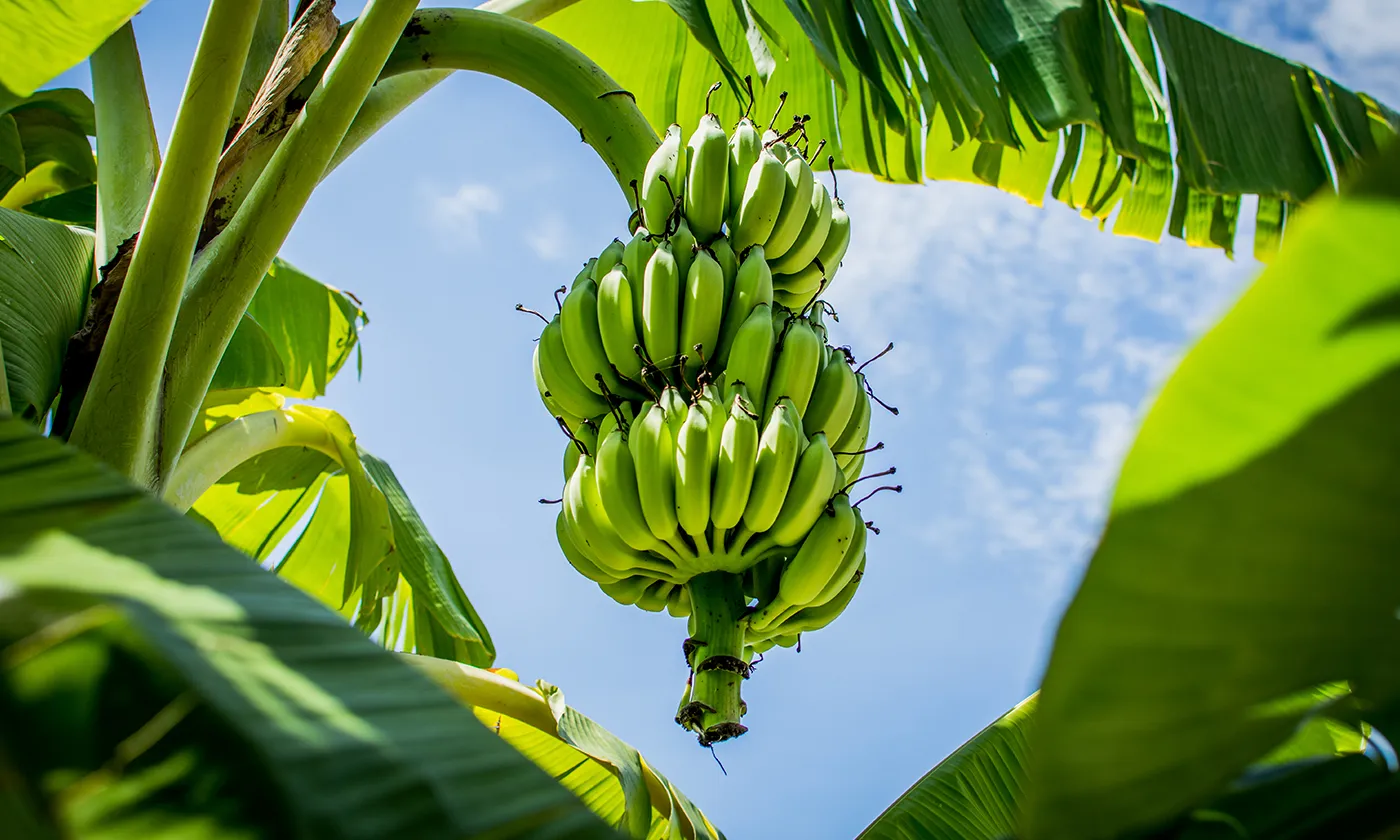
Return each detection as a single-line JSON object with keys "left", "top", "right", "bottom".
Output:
{"left": 51, "top": 3, "right": 1400, "bottom": 837}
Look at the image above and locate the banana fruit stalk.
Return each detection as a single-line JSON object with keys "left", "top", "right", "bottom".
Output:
{"left": 526, "top": 94, "right": 889, "bottom": 747}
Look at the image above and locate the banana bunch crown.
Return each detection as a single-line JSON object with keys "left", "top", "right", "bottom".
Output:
{"left": 528, "top": 86, "right": 893, "bottom": 748}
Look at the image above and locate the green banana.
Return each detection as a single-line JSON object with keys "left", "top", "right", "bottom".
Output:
{"left": 767, "top": 512, "right": 867, "bottom": 635}
{"left": 630, "top": 402, "right": 681, "bottom": 542}
{"left": 562, "top": 420, "right": 598, "bottom": 480}
{"left": 674, "top": 398, "right": 713, "bottom": 540}
{"left": 764, "top": 151, "right": 815, "bottom": 260}
{"left": 622, "top": 229, "right": 655, "bottom": 282}
{"left": 600, "top": 575, "right": 654, "bottom": 607}
{"left": 692, "top": 384, "right": 725, "bottom": 470}
{"left": 782, "top": 557, "right": 864, "bottom": 634}
{"left": 583, "top": 454, "right": 682, "bottom": 581}
{"left": 560, "top": 278, "right": 631, "bottom": 397}
{"left": 749, "top": 493, "right": 857, "bottom": 630}
{"left": 660, "top": 386, "right": 689, "bottom": 437}
{"left": 563, "top": 455, "right": 638, "bottom": 577}
{"left": 727, "top": 117, "right": 761, "bottom": 221}
{"left": 845, "top": 455, "right": 867, "bottom": 489}
{"left": 666, "top": 585, "right": 692, "bottom": 618}
{"left": 636, "top": 579, "right": 673, "bottom": 612}
{"left": 805, "top": 504, "right": 867, "bottom": 609}
{"left": 642, "top": 241, "right": 681, "bottom": 369}
{"left": 804, "top": 350, "right": 858, "bottom": 440}
{"left": 596, "top": 427, "right": 664, "bottom": 553}
{"left": 596, "top": 402, "right": 635, "bottom": 447}
{"left": 731, "top": 147, "right": 788, "bottom": 252}
{"left": 769, "top": 181, "right": 833, "bottom": 275}
{"left": 642, "top": 124, "right": 684, "bottom": 235}
{"left": 764, "top": 316, "right": 823, "bottom": 418}
{"left": 535, "top": 316, "right": 609, "bottom": 419}
{"left": 765, "top": 134, "right": 790, "bottom": 162}
{"left": 714, "top": 245, "right": 773, "bottom": 368}
{"left": 571, "top": 257, "right": 598, "bottom": 289}
{"left": 596, "top": 265, "right": 645, "bottom": 382}
{"left": 679, "top": 247, "right": 724, "bottom": 381}
{"left": 744, "top": 550, "right": 786, "bottom": 610}
{"left": 815, "top": 199, "right": 851, "bottom": 284}
{"left": 672, "top": 217, "right": 697, "bottom": 283}
{"left": 772, "top": 287, "right": 813, "bottom": 312}
{"left": 710, "top": 235, "right": 738, "bottom": 304}
{"left": 684, "top": 113, "right": 729, "bottom": 239}
{"left": 535, "top": 357, "right": 581, "bottom": 432}
{"left": 742, "top": 397, "right": 803, "bottom": 534}
{"left": 622, "top": 229, "right": 655, "bottom": 342}
{"left": 723, "top": 303, "right": 776, "bottom": 412}
{"left": 808, "top": 300, "right": 829, "bottom": 342}
{"left": 711, "top": 389, "right": 760, "bottom": 530}
{"left": 596, "top": 238, "right": 625, "bottom": 278}
{"left": 556, "top": 511, "right": 620, "bottom": 584}
{"left": 764, "top": 432, "right": 838, "bottom": 547}
{"left": 771, "top": 260, "right": 825, "bottom": 298}
{"left": 834, "top": 372, "right": 872, "bottom": 475}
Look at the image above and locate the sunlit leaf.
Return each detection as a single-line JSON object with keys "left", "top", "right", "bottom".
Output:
{"left": 0, "top": 1, "right": 149, "bottom": 99}
{"left": 408, "top": 657, "right": 723, "bottom": 839}
{"left": 860, "top": 688, "right": 1382, "bottom": 840}
{"left": 208, "top": 257, "right": 364, "bottom": 398}
{"left": 1023, "top": 148, "right": 1400, "bottom": 839}
{"left": 0, "top": 417, "right": 615, "bottom": 839}
{"left": 539, "top": 0, "right": 1397, "bottom": 249}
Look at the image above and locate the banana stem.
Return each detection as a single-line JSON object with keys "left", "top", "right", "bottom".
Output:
{"left": 683, "top": 572, "right": 749, "bottom": 746}
{"left": 376, "top": 9, "right": 659, "bottom": 205}
{"left": 159, "top": 0, "right": 421, "bottom": 486}
{"left": 69, "top": 0, "right": 262, "bottom": 484}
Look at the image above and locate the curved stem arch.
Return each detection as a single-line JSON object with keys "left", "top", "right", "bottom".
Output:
{"left": 377, "top": 9, "right": 660, "bottom": 203}
{"left": 163, "top": 409, "right": 346, "bottom": 512}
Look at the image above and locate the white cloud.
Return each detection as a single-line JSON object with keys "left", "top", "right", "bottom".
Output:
{"left": 1050, "top": 402, "right": 1138, "bottom": 510}
{"left": 427, "top": 183, "right": 501, "bottom": 246}
{"left": 1174, "top": 0, "right": 1400, "bottom": 105}
{"left": 1317, "top": 0, "right": 1400, "bottom": 60}
{"left": 1009, "top": 365, "right": 1056, "bottom": 397}
{"left": 525, "top": 213, "right": 573, "bottom": 261}
{"left": 828, "top": 172, "right": 1258, "bottom": 581}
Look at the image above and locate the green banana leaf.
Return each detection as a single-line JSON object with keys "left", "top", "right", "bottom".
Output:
{"left": 408, "top": 657, "right": 723, "bottom": 840}
{"left": 0, "top": 88, "right": 97, "bottom": 205}
{"left": 184, "top": 401, "right": 495, "bottom": 668}
{"left": 208, "top": 256, "right": 366, "bottom": 398}
{"left": 538, "top": 0, "right": 1398, "bottom": 254}
{"left": 1021, "top": 146, "right": 1400, "bottom": 839}
{"left": 0, "top": 416, "right": 614, "bottom": 839}
{"left": 0, "top": 206, "right": 93, "bottom": 422}
{"left": 0, "top": 2, "right": 148, "bottom": 103}
{"left": 857, "top": 692, "right": 1394, "bottom": 840}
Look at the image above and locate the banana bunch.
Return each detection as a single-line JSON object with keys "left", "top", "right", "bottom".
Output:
{"left": 529, "top": 88, "right": 892, "bottom": 749}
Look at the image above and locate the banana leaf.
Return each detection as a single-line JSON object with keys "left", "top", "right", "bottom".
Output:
{"left": 0, "top": 206, "right": 93, "bottom": 422}
{"left": 408, "top": 657, "right": 725, "bottom": 840}
{"left": 859, "top": 689, "right": 1385, "bottom": 840}
{"left": 1021, "top": 145, "right": 1400, "bottom": 838}
{"left": 0, "top": 415, "right": 613, "bottom": 839}
{"left": 532, "top": 0, "right": 1398, "bottom": 254}
{"left": 182, "top": 401, "right": 496, "bottom": 668}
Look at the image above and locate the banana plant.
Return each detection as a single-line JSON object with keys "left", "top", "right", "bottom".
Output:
{"left": 0, "top": 0, "right": 1398, "bottom": 838}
